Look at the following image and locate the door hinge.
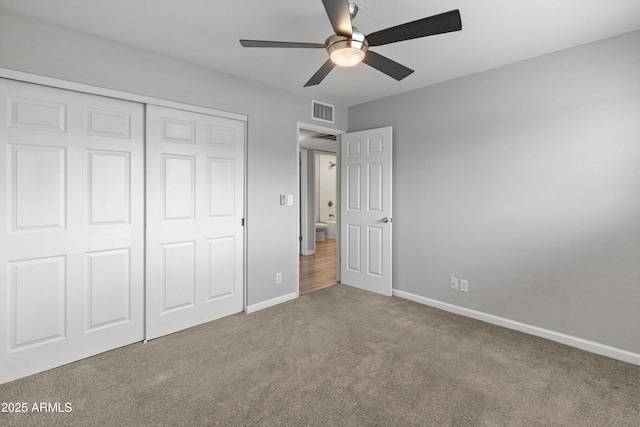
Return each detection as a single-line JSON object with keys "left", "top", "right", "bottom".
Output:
{"left": 241, "top": 218, "right": 245, "bottom": 226}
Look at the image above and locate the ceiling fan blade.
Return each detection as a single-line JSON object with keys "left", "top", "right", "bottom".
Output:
{"left": 362, "top": 51, "right": 414, "bottom": 81}
{"left": 304, "top": 59, "right": 337, "bottom": 87}
{"left": 321, "top": 0, "right": 353, "bottom": 37}
{"left": 240, "top": 40, "right": 325, "bottom": 48}
{"left": 366, "top": 9, "right": 462, "bottom": 47}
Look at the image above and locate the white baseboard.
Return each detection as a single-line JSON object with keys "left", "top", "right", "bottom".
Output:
{"left": 393, "top": 289, "right": 640, "bottom": 366}
{"left": 245, "top": 292, "right": 297, "bottom": 314}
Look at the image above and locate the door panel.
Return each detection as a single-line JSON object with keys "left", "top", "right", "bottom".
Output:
{"left": 368, "top": 163, "right": 383, "bottom": 211}
{"left": 146, "top": 105, "right": 244, "bottom": 340}
{"left": 162, "top": 241, "right": 196, "bottom": 312}
{"left": 208, "top": 158, "right": 235, "bottom": 217}
{"left": 347, "top": 164, "right": 361, "bottom": 210}
{"left": 0, "top": 78, "right": 145, "bottom": 384}
{"left": 10, "top": 255, "right": 66, "bottom": 349}
{"left": 208, "top": 237, "right": 235, "bottom": 299}
{"left": 347, "top": 225, "right": 361, "bottom": 271}
{"left": 368, "top": 226, "right": 383, "bottom": 277}
{"left": 9, "top": 96, "right": 66, "bottom": 132}
{"left": 340, "top": 127, "right": 392, "bottom": 296}
{"left": 88, "top": 150, "right": 131, "bottom": 225}
{"left": 11, "top": 144, "right": 67, "bottom": 230}
{"left": 86, "top": 248, "right": 131, "bottom": 330}
{"left": 163, "top": 154, "right": 196, "bottom": 220}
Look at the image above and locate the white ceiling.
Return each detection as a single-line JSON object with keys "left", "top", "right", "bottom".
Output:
{"left": 2, "top": 0, "right": 639, "bottom": 107}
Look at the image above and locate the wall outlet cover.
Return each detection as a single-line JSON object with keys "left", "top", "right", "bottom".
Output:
{"left": 450, "top": 276, "right": 459, "bottom": 291}
{"left": 460, "top": 279, "right": 468, "bottom": 293}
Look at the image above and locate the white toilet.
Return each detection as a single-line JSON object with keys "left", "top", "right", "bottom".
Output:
{"left": 315, "top": 209, "right": 328, "bottom": 241}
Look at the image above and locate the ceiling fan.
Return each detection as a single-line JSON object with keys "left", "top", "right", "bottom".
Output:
{"left": 239, "top": 0, "right": 462, "bottom": 87}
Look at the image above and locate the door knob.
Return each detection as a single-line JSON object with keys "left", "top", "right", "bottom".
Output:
{"left": 382, "top": 217, "right": 390, "bottom": 223}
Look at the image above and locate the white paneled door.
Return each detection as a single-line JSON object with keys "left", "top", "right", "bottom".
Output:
{"left": 0, "top": 79, "right": 145, "bottom": 384}
{"left": 340, "top": 127, "right": 392, "bottom": 296}
{"left": 145, "top": 105, "right": 244, "bottom": 340}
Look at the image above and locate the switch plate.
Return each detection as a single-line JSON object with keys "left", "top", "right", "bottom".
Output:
{"left": 280, "top": 195, "right": 286, "bottom": 206}
{"left": 276, "top": 272, "right": 282, "bottom": 283}
{"left": 450, "top": 276, "right": 459, "bottom": 291}
{"left": 287, "top": 194, "right": 294, "bottom": 206}
{"left": 460, "top": 279, "right": 468, "bottom": 293}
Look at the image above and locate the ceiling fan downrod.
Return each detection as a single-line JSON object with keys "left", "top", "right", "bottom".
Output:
{"left": 349, "top": 3, "right": 358, "bottom": 20}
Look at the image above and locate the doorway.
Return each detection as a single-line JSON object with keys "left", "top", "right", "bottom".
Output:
{"left": 297, "top": 124, "right": 342, "bottom": 295}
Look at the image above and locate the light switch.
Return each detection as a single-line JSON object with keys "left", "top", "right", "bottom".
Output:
{"left": 287, "top": 195, "right": 294, "bottom": 206}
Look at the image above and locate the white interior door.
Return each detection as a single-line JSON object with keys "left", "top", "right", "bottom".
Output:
{"left": 340, "top": 127, "right": 392, "bottom": 296}
{"left": 0, "top": 79, "right": 144, "bottom": 384}
{"left": 146, "top": 105, "right": 244, "bottom": 340}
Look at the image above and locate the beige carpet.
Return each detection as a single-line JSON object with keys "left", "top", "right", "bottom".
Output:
{"left": 1, "top": 284, "right": 639, "bottom": 426}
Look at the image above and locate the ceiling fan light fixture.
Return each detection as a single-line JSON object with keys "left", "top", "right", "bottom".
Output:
{"left": 326, "top": 30, "right": 368, "bottom": 67}
{"left": 330, "top": 47, "right": 365, "bottom": 67}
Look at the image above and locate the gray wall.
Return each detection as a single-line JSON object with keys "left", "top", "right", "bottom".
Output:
{"left": 348, "top": 30, "right": 640, "bottom": 354}
{"left": 0, "top": 8, "right": 347, "bottom": 307}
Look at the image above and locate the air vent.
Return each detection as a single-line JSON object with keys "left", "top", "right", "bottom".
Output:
{"left": 311, "top": 100, "right": 334, "bottom": 124}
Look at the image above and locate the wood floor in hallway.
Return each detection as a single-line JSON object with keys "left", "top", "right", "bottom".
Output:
{"left": 299, "top": 239, "right": 337, "bottom": 295}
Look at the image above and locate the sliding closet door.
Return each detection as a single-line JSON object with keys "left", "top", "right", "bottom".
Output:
{"left": 146, "top": 105, "right": 244, "bottom": 340}
{"left": 0, "top": 79, "right": 144, "bottom": 384}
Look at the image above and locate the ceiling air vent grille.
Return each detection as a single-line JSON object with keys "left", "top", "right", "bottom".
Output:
{"left": 312, "top": 100, "right": 334, "bottom": 124}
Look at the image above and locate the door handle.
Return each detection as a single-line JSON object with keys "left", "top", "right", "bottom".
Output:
{"left": 382, "top": 217, "right": 390, "bottom": 223}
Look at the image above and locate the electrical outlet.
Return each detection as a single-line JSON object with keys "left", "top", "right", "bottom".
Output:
{"left": 450, "top": 276, "right": 459, "bottom": 291}
{"left": 276, "top": 272, "right": 282, "bottom": 284}
{"left": 460, "top": 279, "right": 468, "bottom": 293}
{"left": 287, "top": 195, "right": 294, "bottom": 206}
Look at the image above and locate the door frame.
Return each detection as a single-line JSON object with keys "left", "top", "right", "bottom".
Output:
{"left": 299, "top": 148, "right": 312, "bottom": 256}
{"left": 0, "top": 67, "right": 250, "bottom": 312}
{"left": 296, "top": 122, "right": 344, "bottom": 294}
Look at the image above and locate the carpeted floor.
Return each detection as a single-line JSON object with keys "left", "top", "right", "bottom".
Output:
{"left": 1, "top": 284, "right": 639, "bottom": 426}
